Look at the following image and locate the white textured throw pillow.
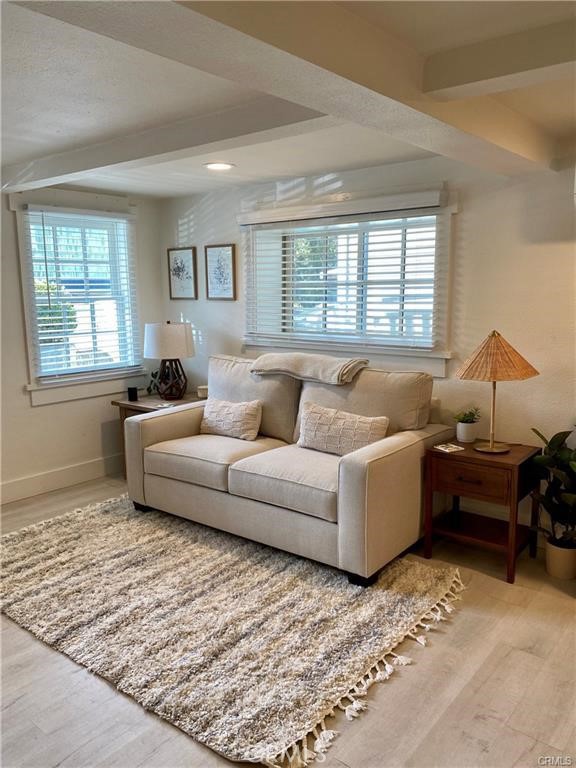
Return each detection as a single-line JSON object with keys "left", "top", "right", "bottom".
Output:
{"left": 297, "top": 402, "right": 389, "bottom": 456}
{"left": 200, "top": 398, "right": 262, "bottom": 441}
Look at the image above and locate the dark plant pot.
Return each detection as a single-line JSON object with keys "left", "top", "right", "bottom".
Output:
{"left": 545, "top": 539, "right": 576, "bottom": 580}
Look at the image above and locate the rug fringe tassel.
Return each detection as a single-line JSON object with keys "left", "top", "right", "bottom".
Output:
{"left": 263, "top": 569, "right": 465, "bottom": 767}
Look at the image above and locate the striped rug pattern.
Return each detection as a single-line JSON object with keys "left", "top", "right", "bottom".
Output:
{"left": 1, "top": 497, "right": 463, "bottom": 766}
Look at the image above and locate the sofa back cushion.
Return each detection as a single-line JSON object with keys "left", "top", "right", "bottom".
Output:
{"left": 207, "top": 355, "right": 301, "bottom": 443}
{"left": 294, "top": 368, "right": 433, "bottom": 440}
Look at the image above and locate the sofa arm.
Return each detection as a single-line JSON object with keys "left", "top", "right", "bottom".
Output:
{"left": 125, "top": 402, "right": 205, "bottom": 504}
{"left": 338, "top": 431, "right": 428, "bottom": 577}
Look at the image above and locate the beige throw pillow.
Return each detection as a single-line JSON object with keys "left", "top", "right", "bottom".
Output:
{"left": 200, "top": 398, "right": 262, "bottom": 441}
{"left": 297, "top": 401, "right": 389, "bottom": 456}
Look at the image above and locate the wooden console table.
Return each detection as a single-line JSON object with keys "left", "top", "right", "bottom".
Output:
{"left": 424, "top": 442, "right": 540, "bottom": 583}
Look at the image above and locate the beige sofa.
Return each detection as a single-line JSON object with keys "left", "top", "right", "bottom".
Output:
{"left": 126, "top": 355, "right": 453, "bottom": 584}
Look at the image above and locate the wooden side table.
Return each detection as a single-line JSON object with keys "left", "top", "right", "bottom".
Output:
{"left": 424, "top": 442, "right": 540, "bottom": 583}
{"left": 111, "top": 394, "right": 205, "bottom": 472}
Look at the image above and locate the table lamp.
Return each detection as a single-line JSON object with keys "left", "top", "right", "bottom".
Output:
{"left": 143, "top": 321, "right": 194, "bottom": 400}
{"left": 456, "top": 330, "right": 539, "bottom": 453}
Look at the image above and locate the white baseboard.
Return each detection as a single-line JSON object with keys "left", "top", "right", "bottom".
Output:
{"left": 1, "top": 454, "right": 124, "bottom": 504}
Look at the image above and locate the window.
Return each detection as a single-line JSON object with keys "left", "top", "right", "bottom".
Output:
{"left": 20, "top": 207, "right": 141, "bottom": 382}
{"left": 245, "top": 210, "right": 448, "bottom": 352}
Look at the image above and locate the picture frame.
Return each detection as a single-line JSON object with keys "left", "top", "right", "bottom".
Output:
{"left": 167, "top": 247, "right": 198, "bottom": 300}
{"left": 205, "top": 244, "right": 236, "bottom": 301}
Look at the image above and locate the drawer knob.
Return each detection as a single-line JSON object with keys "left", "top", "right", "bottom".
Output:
{"left": 457, "top": 475, "right": 482, "bottom": 485}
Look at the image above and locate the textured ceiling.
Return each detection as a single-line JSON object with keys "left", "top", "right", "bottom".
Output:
{"left": 66, "top": 123, "right": 433, "bottom": 197}
{"left": 1, "top": 3, "right": 261, "bottom": 165}
{"left": 342, "top": 1, "right": 576, "bottom": 55}
{"left": 495, "top": 79, "right": 576, "bottom": 140}
{"left": 2, "top": 0, "right": 574, "bottom": 195}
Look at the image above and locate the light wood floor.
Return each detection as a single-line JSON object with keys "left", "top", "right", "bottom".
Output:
{"left": 2, "top": 478, "right": 575, "bottom": 768}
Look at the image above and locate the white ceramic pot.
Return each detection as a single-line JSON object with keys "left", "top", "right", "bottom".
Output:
{"left": 545, "top": 540, "right": 576, "bottom": 580}
{"left": 456, "top": 422, "right": 478, "bottom": 443}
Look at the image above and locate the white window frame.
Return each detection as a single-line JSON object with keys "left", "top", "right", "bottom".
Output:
{"left": 15, "top": 202, "right": 147, "bottom": 403}
{"left": 241, "top": 192, "right": 455, "bottom": 374}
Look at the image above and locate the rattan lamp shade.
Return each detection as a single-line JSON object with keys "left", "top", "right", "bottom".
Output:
{"left": 456, "top": 330, "right": 539, "bottom": 382}
{"left": 456, "top": 330, "right": 539, "bottom": 453}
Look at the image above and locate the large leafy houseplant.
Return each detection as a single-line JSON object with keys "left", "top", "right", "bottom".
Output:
{"left": 531, "top": 429, "right": 576, "bottom": 549}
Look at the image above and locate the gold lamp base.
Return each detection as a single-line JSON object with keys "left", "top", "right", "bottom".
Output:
{"left": 474, "top": 441, "right": 510, "bottom": 454}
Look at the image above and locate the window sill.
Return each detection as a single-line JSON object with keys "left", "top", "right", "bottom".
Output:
{"left": 243, "top": 339, "right": 451, "bottom": 377}
{"left": 26, "top": 369, "right": 149, "bottom": 406}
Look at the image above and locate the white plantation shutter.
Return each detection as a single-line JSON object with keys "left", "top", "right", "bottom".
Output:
{"left": 20, "top": 207, "right": 141, "bottom": 381}
{"left": 245, "top": 210, "right": 447, "bottom": 351}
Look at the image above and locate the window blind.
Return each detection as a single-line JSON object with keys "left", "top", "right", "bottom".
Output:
{"left": 20, "top": 207, "right": 141, "bottom": 381}
{"left": 245, "top": 210, "right": 445, "bottom": 350}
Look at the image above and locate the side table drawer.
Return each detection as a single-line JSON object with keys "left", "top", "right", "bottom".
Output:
{"left": 433, "top": 460, "right": 510, "bottom": 502}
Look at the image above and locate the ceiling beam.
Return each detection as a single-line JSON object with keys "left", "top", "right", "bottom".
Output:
{"left": 15, "top": 0, "right": 557, "bottom": 176}
{"left": 2, "top": 97, "right": 329, "bottom": 192}
{"left": 424, "top": 20, "right": 576, "bottom": 100}
{"left": 178, "top": 1, "right": 555, "bottom": 172}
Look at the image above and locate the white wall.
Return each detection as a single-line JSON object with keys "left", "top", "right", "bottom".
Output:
{"left": 159, "top": 156, "right": 575, "bottom": 446}
{"left": 1, "top": 191, "right": 164, "bottom": 502}
{"left": 3, "top": 157, "right": 573, "bottom": 506}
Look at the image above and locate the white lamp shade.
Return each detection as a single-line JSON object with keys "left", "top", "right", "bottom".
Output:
{"left": 143, "top": 322, "right": 194, "bottom": 359}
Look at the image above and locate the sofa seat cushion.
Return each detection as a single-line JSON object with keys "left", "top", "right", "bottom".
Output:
{"left": 144, "top": 435, "right": 286, "bottom": 492}
{"left": 228, "top": 445, "right": 339, "bottom": 523}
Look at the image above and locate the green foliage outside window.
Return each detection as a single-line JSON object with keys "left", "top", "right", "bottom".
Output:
{"left": 291, "top": 235, "right": 338, "bottom": 310}
{"left": 35, "top": 282, "right": 77, "bottom": 344}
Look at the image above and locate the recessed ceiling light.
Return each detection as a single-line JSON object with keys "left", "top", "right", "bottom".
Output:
{"left": 204, "top": 162, "right": 236, "bottom": 171}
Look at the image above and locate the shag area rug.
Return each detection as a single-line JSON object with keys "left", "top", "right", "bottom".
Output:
{"left": 1, "top": 497, "right": 463, "bottom": 766}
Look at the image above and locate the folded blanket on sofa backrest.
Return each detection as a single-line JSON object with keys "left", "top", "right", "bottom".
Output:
{"left": 250, "top": 352, "right": 369, "bottom": 385}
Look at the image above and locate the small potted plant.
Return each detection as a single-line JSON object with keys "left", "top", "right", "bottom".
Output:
{"left": 531, "top": 429, "right": 576, "bottom": 579}
{"left": 454, "top": 407, "right": 481, "bottom": 443}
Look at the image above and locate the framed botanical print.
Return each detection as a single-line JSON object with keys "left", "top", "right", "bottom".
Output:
{"left": 168, "top": 247, "right": 198, "bottom": 299}
{"left": 205, "top": 244, "right": 236, "bottom": 300}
